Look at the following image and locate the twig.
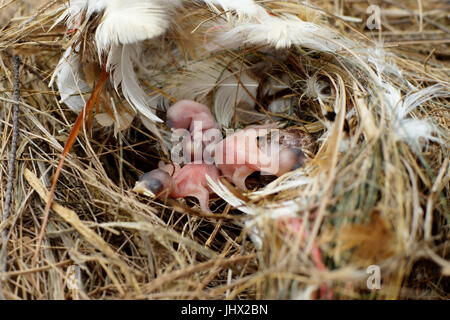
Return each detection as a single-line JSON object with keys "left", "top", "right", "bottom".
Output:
{"left": 3, "top": 51, "right": 47, "bottom": 83}
{"left": 1, "top": 55, "right": 21, "bottom": 273}
{"left": 381, "top": 0, "right": 449, "bottom": 34}
{"left": 32, "top": 69, "right": 109, "bottom": 265}
{"left": 22, "top": 0, "right": 60, "bottom": 26}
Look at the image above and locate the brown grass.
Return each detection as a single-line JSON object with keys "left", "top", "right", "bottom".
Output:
{"left": 0, "top": 0, "right": 448, "bottom": 299}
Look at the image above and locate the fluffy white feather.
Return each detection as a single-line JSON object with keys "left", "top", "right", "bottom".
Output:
{"left": 206, "top": 175, "right": 300, "bottom": 248}
{"left": 94, "top": 0, "right": 186, "bottom": 123}
{"left": 395, "top": 119, "right": 441, "bottom": 147}
{"left": 382, "top": 83, "right": 448, "bottom": 148}
{"left": 305, "top": 75, "right": 332, "bottom": 101}
{"left": 207, "top": 178, "right": 303, "bottom": 249}
{"left": 206, "top": 176, "right": 302, "bottom": 218}
{"left": 366, "top": 42, "right": 415, "bottom": 90}
{"left": 213, "top": 14, "right": 345, "bottom": 52}
{"left": 50, "top": 47, "right": 91, "bottom": 112}
{"left": 401, "top": 84, "right": 448, "bottom": 118}
{"left": 107, "top": 44, "right": 162, "bottom": 122}
{"left": 52, "top": 0, "right": 179, "bottom": 124}
{"left": 164, "top": 61, "right": 259, "bottom": 127}
{"left": 206, "top": 175, "right": 254, "bottom": 214}
{"left": 51, "top": 0, "right": 87, "bottom": 29}
{"left": 165, "top": 61, "right": 220, "bottom": 102}
{"left": 52, "top": 0, "right": 107, "bottom": 30}
{"left": 252, "top": 172, "right": 313, "bottom": 197}
{"left": 200, "top": 0, "right": 263, "bottom": 17}
{"left": 213, "top": 71, "right": 258, "bottom": 127}
{"left": 95, "top": 0, "right": 176, "bottom": 55}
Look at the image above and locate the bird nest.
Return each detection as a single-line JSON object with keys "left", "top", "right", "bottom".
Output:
{"left": 0, "top": 0, "right": 448, "bottom": 299}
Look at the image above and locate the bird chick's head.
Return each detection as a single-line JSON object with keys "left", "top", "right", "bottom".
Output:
{"left": 133, "top": 169, "right": 173, "bottom": 198}
{"left": 166, "top": 100, "right": 217, "bottom": 132}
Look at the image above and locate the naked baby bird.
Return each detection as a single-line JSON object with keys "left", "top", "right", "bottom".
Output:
{"left": 167, "top": 100, "right": 221, "bottom": 162}
{"left": 133, "top": 162, "right": 220, "bottom": 214}
{"left": 134, "top": 100, "right": 222, "bottom": 213}
{"left": 214, "top": 125, "right": 308, "bottom": 190}
{"left": 134, "top": 100, "right": 312, "bottom": 212}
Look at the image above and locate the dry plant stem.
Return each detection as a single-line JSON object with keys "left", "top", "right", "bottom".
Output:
{"left": 1, "top": 55, "right": 21, "bottom": 273}
{"left": 33, "top": 69, "right": 109, "bottom": 265}
{"left": 381, "top": 0, "right": 449, "bottom": 33}
{"left": 22, "top": 0, "right": 59, "bottom": 26}
{"left": 0, "top": 0, "right": 446, "bottom": 300}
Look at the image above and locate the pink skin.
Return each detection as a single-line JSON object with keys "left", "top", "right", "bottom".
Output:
{"left": 134, "top": 101, "right": 222, "bottom": 212}
{"left": 133, "top": 162, "right": 220, "bottom": 213}
{"left": 138, "top": 102, "right": 310, "bottom": 211}
{"left": 167, "top": 100, "right": 221, "bottom": 161}
{"left": 167, "top": 100, "right": 218, "bottom": 132}
{"left": 214, "top": 125, "right": 307, "bottom": 190}
{"left": 170, "top": 163, "right": 220, "bottom": 213}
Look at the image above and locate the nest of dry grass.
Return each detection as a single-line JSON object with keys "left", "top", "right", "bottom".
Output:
{"left": 0, "top": 0, "right": 448, "bottom": 299}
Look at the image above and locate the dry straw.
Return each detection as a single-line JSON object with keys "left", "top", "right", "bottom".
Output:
{"left": 0, "top": 0, "right": 448, "bottom": 299}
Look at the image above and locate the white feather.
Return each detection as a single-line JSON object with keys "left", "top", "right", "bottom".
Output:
{"left": 49, "top": 46, "right": 71, "bottom": 87}
{"left": 252, "top": 173, "right": 313, "bottom": 197}
{"left": 305, "top": 75, "right": 332, "bottom": 101}
{"left": 95, "top": 0, "right": 176, "bottom": 55}
{"left": 50, "top": 47, "right": 91, "bottom": 112}
{"left": 51, "top": 0, "right": 107, "bottom": 30}
{"left": 93, "top": 0, "right": 185, "bottom": 123}
{"left": 51, "top": 0, "right": 87, "bottom": 29}
{"left": 206, "top": 175, "right": 254, "bottom": 214}
{"left": 213, "top": 14, "right": 344, "bottom": 52}
{"left": 207, "top": 174, "right": 302, "bottom": 220}
{"left": 382, "top": 83, "right": 448, "bottom": 148}
{"left": 366, "top": 42, "right": 415, "bottom": 90}
{"left": 200, "top": 0, "right": 262, "bottom": 17}
{"left": 214, "top": 71, "right": 258, "bottom": 127}
{"left": 401, "top": 84, "right": 448, "bottom": 118}
{"left": 107, "top": 44, "right": 162, "bottom": 122}
{"left": 86, "top": 0, "right": 108, "bottom": 16}
{"left": 164, "top": 61, "right": 259, "bottom": 127}
{"left": 165, "top": 61, "right": 220, "bottom": 102}
{"left": 206, "top": 175, "right": 304, "bottom": 249}
{"left": 395, "top": 119, "right": 440, "bottom": 147}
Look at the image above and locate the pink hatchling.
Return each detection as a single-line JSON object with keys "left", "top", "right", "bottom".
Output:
{"left": 133, "top": 162, "right": 220, "bottom": 213}
{"left": 214, "top": 125, "right": 307, "bottom": 190}
{"left": 167, "top": 100, "right": 221, "bottom": 162}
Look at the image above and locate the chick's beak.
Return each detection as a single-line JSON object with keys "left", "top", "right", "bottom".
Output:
{"left": 133, "top": 169, "right": 172, "bottom": 199}
{"left": 133, "top": 180, "right": 156, "bottom": 198}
